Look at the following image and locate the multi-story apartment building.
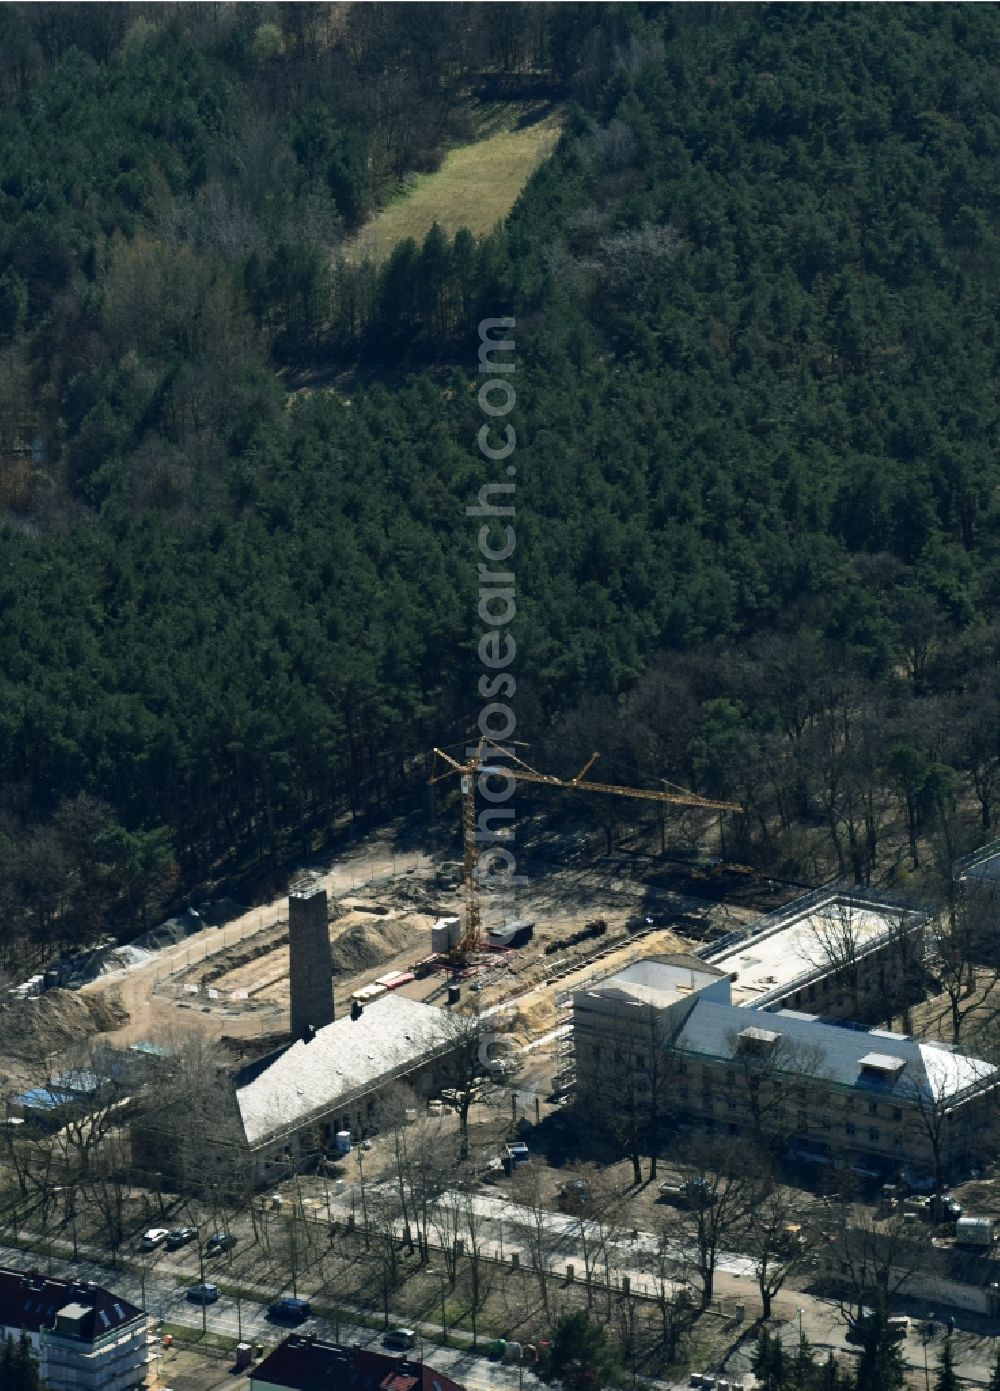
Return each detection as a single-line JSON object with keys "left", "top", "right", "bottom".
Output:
{"left": 573, "top": 953, "right": 999, "bottom": 1182}
{"left": 0, "top": 1268, "right": 150, "bottom": 1390}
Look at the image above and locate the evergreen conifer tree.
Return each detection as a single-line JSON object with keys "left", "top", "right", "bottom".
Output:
{"left": 0, "top": 1334, "right": 45, "bottom": 1391}
{"left": 934, "top": 1333, "right": 960, "bottom": 1391}
{"left": 854, "top": 1297, "right": 905, "bottom": 1391}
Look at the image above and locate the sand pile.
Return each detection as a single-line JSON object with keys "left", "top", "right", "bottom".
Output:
{"left": 98, "top": 940, "right": 151, "bottom": 973}
{"left": 135, "top": 909, "right": 204, "bottom": 951}
{"left": 505, "top": 997, "right": 556, "bottom": 1041}
{"left": 198, "top": 898, "right": 246, "bottom": 926}
{"left": 71, "top": 942, "right": 154, "bottom": 983}
{"left": 135, "top": 898, "right": 252, "bottom": 952}
{"left": 331, "top": 914, "right": 419, "bottom": 975}
{"left": 0, "top": 989, "right": 129, "bottom": 1062}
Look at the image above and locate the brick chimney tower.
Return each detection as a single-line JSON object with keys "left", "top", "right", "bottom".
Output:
{"left": 288, "top": 879, "right": 334, "bottom": 1038}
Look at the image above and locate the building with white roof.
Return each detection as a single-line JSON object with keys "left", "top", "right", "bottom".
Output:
{"left": 955, "top": 840, "right": 1000, "bottom": 889}
{"left": 703, "top": 887, "right": 930, "bottom": 1017}
{"left": 228, "top": 993, "right": 461, "bottom": 1182}
{"left": 573, "top": 940, "right": 999, "bottom": 1182}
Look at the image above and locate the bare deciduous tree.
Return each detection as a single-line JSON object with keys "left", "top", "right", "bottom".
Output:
{"left": 724, "top": 1026, "right": 827, "bottom": 1153}
{"left": 820, "top": 1208, "right": 922, "bottom": 1333}
{"left": 640, "top": 1224, "right": 691, "bottom": 1360}
{"left": 672, "top": 1142, "right": 764, "bottom": 1308}
{"left": 743, "top": 1183, "right": 820, "bottom": 1321}
{"left": 440, "top": 1010, "right": 519, "bottom": 1161}
{"left": 511, "top": 1163, "right": 563, "bottom": 1320}
{"left": 366, "top": 1185, "right": 404, "bottom": 1329}
{"left": 928, "top": 881, "right": 1000, "bottom": 1045}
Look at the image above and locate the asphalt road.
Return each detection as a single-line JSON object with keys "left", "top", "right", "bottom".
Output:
{"left": 0, "top": 1240, "right": 538, "bottom": 1391}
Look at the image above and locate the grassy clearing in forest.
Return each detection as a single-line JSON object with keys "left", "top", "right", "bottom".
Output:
{"left": 344, "top": 103, "right": 564, "bottom": 263}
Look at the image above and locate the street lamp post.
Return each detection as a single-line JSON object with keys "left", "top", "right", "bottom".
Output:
{"left": 923, "top": 1314, "right": 935, "bottom": 1391}
{"left": 427, "top": 1268, "right": 447, "bottom": 1342}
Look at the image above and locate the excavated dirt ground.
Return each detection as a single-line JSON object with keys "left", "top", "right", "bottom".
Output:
{"left": 0, "top": 826, "right": 751, "bottom": 1078}
{"left": 0, "top": 989, "right": 129, "bottom": 1081}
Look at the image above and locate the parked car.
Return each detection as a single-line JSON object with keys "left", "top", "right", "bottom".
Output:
{"left": 140, "top": 1228, "right": 170, "bottom": 1251}
{"left": 383, "top": 1328, "right": 416, "bottom": 1350}
{"left": 659, "top": 1177, "right": 716, "bottom": 1207}
{"left": 165, "top": 1227, "right": 198, "bottom": 1250}
{"left": 268, "top": 1297, "right": 311, "bottom": 1324}
{"left": 557, "top": 1180, "right": 589, "bottom": 1212}
{"left": 791, "top": 1147, "right": 835, "bottom": 1170}
{"left": 205, "top": 1231, "right": 237, "bottom": 1255}
{"left": 186, "top": 1282, "right": 220, "bottom": 1305}
{"left": 898, "top": 1169, "right": 936, "bottom": 1194}
{"left": 845, "top": 1162, "right": 882, "bottom": 1183}
{"left": 903, "top": 1196, "right": 932, "bottom": 1218}
{"left": 847, "top": 1309, "right": 908, "bottom": 1344}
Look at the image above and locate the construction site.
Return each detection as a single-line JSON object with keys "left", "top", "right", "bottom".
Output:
{"left": 8, "top": 745, "right": 1000, "bottom": 1391}
{"left": 0, "top": 742, "right": 771, "bottom": 1098}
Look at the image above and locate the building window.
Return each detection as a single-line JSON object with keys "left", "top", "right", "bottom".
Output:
{"left": 808, "top": 984, "right": 817, "bottom": 1001}
{"left": 677, "top": 1061, "right": 687, "bottom": 1076}
{"left": 892, "top": 1107, "right": 902, "bottom": 1122}
{"left": 845, "top": 1122, "right": 856, "bottom": 1137}
{"left": 727, "top": 1099, "right": 738, "bottom": 1111}
{"left": 636, "top": 1054, "right": 647, "bottom": 1071}
{"left": 845, "top": 1096, "right": 855, "bottom": 1110}
{"left": 821, "top": 1118, "right": 832, "bottom": 1131}
{"left": 728, "top": 1123, "right": 740, "bottom": 1135}
{"left": 726, "top": 1069, "right": 736, "bottom": 1086}
{"left": 893, "top": 1137, "right": 903, "bottom": 1150}
{"left": 680, "top": 1085, "right": 689, "bottom": 1100}
{"left": 868, "top": 1101, "right": 878, "bottom": 1116}
{"left": 869, "top": 1127, "right": 880, "bottom": 1142}
{"left": 704, "top": 1098, "right": 715, "bottom": 1114}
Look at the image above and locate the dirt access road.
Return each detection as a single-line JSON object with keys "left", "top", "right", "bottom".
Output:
{"left": 81, "top": 834, "right": 433, "bottom": 1049}
{"left": 74, "top": 824, "right": 746, "bottom": 1059}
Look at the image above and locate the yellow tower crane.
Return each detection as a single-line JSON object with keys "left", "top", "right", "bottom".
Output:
{"left": 430, "top": 737, "right": 741, "bottom": 957}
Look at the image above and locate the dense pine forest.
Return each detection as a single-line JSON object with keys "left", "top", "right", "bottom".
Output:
{"left": 1, "top": 3, "right": 999, "bottom": 961}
